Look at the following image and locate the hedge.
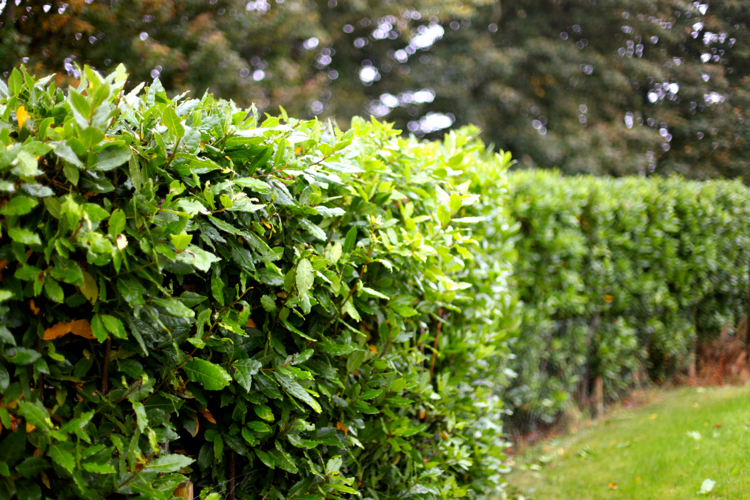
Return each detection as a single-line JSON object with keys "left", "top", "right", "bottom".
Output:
{"left": 505, "top": 170, "right": 750, "bottom": 430}
{"left": 0, "top": 65, "right": 517, "bottom": 500}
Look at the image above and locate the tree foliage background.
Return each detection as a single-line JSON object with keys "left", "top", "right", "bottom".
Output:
{"left": 2, "top": 0, "right": 747, "bottom": 180}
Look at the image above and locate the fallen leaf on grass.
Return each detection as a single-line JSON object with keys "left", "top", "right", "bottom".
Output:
{"left": 608, "top": 482, "right": 618, "bottom": 490}
{"left": 649, "top": 413, "right": 657, "bottom": 420}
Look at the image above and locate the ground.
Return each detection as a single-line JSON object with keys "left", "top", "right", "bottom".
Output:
{"left": 506, "top": 385, "right": 750, "bottom": 499}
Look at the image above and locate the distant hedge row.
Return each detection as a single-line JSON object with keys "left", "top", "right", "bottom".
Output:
{"left": 505, "top": 170, "right": 750, "bottom": 430}
{"left": 0, "top": 66, "right": 517, "bottom": 499}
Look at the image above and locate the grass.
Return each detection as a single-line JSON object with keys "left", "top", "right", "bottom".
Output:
{"left": 506, "top": 385, "right": 750, "bottom": 499}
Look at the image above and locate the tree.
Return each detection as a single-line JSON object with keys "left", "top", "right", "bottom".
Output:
{"left": 2, "top": 0, "right": 747, "bottom": 180}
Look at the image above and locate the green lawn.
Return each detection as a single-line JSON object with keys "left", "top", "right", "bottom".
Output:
{"left": 506, "top": 386, "right": 750, "bottom": 499}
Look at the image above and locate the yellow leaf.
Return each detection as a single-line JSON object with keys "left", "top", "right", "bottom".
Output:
{"left": 29, "top": 300, "right": 40, "bottom": 315}
{"left": 245, "top": 318, "right": 257, "bottom": 328}
{"left": 649, "top": 413, "right": 657, "bottom": 420}
{"left": 199, "top": 408, "right": 216, "bottom": 424}
{"left": 368, "top": 344, "right": 377, "bottom": 354}
{"left": 70, "top": 319, "right": 94, "bottom": 339}
{"left": 336, "top": 421, "right": 348, "bottom": 435}
{"left": 16, "top": 106, "right": 29, "bottom": 129}
{"left": 81, "top": 271, "right": 98, "bottom": 304}
{"left": 192, "top": 414, "right": 200, "bottom": 437}
{"left": 604, "top": 295, "right": 613, "bottom": 303}
{"left": 43, "top": 322, "right": 73, "bottom": 340}
{"left": 26, "top": 423, "right": 36, "bottom": 433}
{"left": 43, "top": 319, "right": 94, "bottom": 340}
{"left": 608, "top": 482, "right": 618, "bottom": 490}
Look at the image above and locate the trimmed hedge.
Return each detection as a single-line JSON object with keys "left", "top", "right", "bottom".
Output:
{"left": 505, "top": 170, "right": 750, "bottom": 430}
{"left": 0, "top": 66, "right": 516, "bottom": 500}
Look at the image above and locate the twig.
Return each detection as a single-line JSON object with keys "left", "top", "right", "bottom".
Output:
{"left": 429, "top": 309, "right": 444, "bottom": 384}
{"left": 101, "top": 337, "right": 112, "bottom": 394}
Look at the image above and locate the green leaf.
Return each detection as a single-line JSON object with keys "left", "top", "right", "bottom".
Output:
{"left": 296, "top": 258, "right": 314, "bottom": 296}
{"left": 390, "top": 295, "right": 419, "bottom": 317}
{"left": 162, "top": 106, "right": 185, "bottom": 138}
{"left": 360, "top": 388, "right": 383, "bottom": 400}
{"left": 15, "top": 480, "right": 41, "bottom": 500}
{"left": 234, "top": 177, "right": 272, "bottom": 195}
{"left": 234, "top": 358, "right": 262, "bottom": 392}
{"left": 13, "top": 151, "right": 38, "bottom": 177}
{"left": 176, "top": 244, "right": 221, "bottom": 272}
{"left": 43, "top": 278, "right": 64, "bottom": 304}
{"left": 299, "top": 219, "right": 326, "bottom": 241}
{"left": 343, "top": 226, "right": 358, "bottom": 254}
{"left": 81, "top": 461, "right": 116, "bottom": 474}
{"left": 246, "top": 421, "right": 273, "bottom": 433}
{"left": 49, "top": 260, "right": 84, "bottom": 286}
{"left": 171, "top": 233, "right": 192, "bottom": 251}
{"left": 8, "top": 228, "right": 41, "bottom": 246}
{"left": 108, "top": 209, "right": 126, "bottom": 237}
{"left": 0, "top": 431, "right": 26, "bottom": 465}
{"left": 272, "top": 446, "right": 298, "bottom": 474}
{"left": 68, "top": 89, "right": 91, "bottom": 120}
{"left": 117, "top": 277, "right": 146, "bottom": 306}
{"left": 184, "top": 358, "right": 232, "bottom": 391}
{"left": 90, "top": 145, "right": 130, "bottom": 171}
{"left": 54, "top": 142, "right": 84, "bottom": 168}
{"left": 14, "top": 265, "right": 42, "bottom": 282}
{"left": 3, "top": 347, "right": 41, "bottom": 365}
{"left": 274, "top": 370, "right": 321, "bottom": 413}
{"left": 254, "top": 449, "right": 275, "bottom": 469}
{"left": 261, "top": 295, "right": 277, "bottom": 312}
{"left": 254, "top": 404, "right": 274, "bottom": 422}
{"left": 8, "top": 68, "right": 22, "bottom": 95}
{"left": 449, "top": 193, "right": 463, "bottom": 213}
{"left": 437, "top": 204, "right": 451, "bottom": 227}
{"left": 48, "top": 443, "right": 75, "bottom": 473}
{"left": 92, "top": 314, "right": 127, "bottom": 341}
{"left": 15, "top": 457, "right": 50, "bottom": 478}
{"left": 152, "top": 298, "right": 195, "bottom": 318}
{"left": 0, "top": 196, "right": 37, "bottom": 216}
{"left": 144, "top": 454, "right": 193, "bottom": 473}
{"left": 80, "top": 126, "right": 105, "bottom": 150}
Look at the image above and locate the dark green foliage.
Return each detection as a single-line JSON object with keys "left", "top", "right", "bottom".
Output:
{"left": 0, "top": 66, "right": 516, "bottom": 499}
{"left": 505, "top": 170, "right": 750, "bottom": 431}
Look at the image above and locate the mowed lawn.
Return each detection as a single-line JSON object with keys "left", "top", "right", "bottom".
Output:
{"left": 507, "top": 385, "right": 750, "bottom": 499}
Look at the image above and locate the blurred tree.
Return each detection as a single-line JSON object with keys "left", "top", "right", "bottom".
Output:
{"left": 1, "top": 0, "right": 747, "bottom": 180}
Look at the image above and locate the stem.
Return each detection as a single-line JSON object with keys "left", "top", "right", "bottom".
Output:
{"left": 101, "top": 337, "right": 112, "bottom": 394}
{"left": 165, "top": 136, "right": 181, "bottom": 168}
{"left": 429, "top": 309, "right": 443, "bottom": 384}
{"left": 228, "top": 451, "right": 236, "bottom": 500}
